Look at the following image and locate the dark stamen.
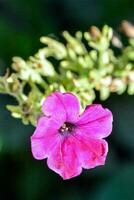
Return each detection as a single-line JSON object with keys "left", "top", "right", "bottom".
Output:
{"left": 59, "top": 122, "right": 75, "bottom": 135}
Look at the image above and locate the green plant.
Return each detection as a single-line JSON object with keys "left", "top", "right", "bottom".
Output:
{"left": 1, "top": 22, "right": 134, "bottom": 126}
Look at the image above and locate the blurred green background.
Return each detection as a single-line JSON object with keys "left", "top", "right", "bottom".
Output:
{"left": 1, "top": 0, "right": 134, "bottom": 199}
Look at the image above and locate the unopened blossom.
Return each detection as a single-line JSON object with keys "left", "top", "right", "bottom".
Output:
{"left": 31, "top": 92, "right": 113, "bottom": 180}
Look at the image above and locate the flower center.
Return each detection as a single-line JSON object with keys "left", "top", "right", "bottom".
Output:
{"left": 59, "top": 122, "right": 75, "bottom": 135}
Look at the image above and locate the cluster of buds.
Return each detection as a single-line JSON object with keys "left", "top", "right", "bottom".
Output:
{"left": 0, "top": 22, "right": 134, "bottom": 125}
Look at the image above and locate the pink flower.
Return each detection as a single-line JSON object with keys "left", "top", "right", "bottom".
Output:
{"left": 31, "top": 92, "right": 113, "bottom": 180}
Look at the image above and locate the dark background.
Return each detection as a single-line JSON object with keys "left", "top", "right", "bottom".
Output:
{"left": 1, "top": 0, "right": 134, "bottom": 200}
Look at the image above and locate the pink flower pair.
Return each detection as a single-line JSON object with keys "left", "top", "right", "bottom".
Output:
{"left": 31, "top": 92, "right": 113, "bottom": 180}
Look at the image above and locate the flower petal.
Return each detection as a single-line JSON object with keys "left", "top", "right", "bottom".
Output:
{"left": 62, "top": 92, "right": 80, "bottom": 122}
{"left": 31, "top": 116, "right": 60, "bottom": 160}
{"left": 42, "top": 92, "right": 66, "bottom": 124}
{"left": 47, "top": 138, "right": 82, "bottom": 180}
{"left": 32, "top": 116, "right": 61, "bottom": 137}
{"left": 42, "top": 92, "right": 80, "bottom": 123}
{"left": 73, "top": 133, "right": 108, "bottom": 169}
{"left": 77, "top": 104, "right": 113, "bottom": 139}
